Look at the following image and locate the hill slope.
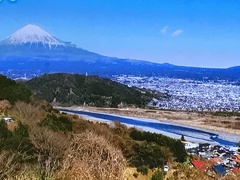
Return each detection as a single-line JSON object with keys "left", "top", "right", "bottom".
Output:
{"left": 25, "top": 73, "right": 164, "bottom": 107}
{"left": 0, "top": 74, "right": 32, "bottom": 104}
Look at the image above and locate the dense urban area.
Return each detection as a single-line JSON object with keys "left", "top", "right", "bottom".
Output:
{"left": 112, "top": 75, "right": 240, "bottom": 111}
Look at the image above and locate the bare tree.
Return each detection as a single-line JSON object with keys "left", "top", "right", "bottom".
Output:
{"left": 29, "top": 126, "right": 70, "bottom": 178}
{"left": 56, "top": 131, "right": 127, "bottom": 180}
{"left": 11, "top": 101, "right": 46, "bottom": 125}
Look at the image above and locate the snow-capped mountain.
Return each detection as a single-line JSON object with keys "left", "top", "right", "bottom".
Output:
{"left": 0, "top": 24, "right": 104, "bottom": 61}
{"left": 0, "top": 24, "right": 75, "bottom": 49}
{"left": 6, "top": 24, "right": 64, "bottom": 48}
{"left": 0, "top": 24, "right": 239, "bottom": 81}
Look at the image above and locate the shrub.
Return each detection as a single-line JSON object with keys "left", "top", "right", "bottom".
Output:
{"left": 130, "top": 129, "right": 187, "bottom": 163}
{"left": 0, "top": 151, "right": 21, "bottom": 179}
{"left": 132, "top": 141, "right": 164, "bottom": 168}
{"left": 0, "top": 121, "right": 35, "bottom": 163}
{"left": 133, "top": 172, "right": 139, "bottom": 178}
{"left": 0, "top": 122, "right": 36, "bottom": 179}
{"left": 29, "top": 126, "right": 70, "bottom": 178}
{"left": 137, "top": 165, "right": 148, "bottom": 175}
{"left": 0, "top": 120, "right": 12, "bottom": 150}
{"left": 0, "top": 100, "right": 11, "bottom": 113}
{"left": 56, "top": 131, "right": 127, "bottom": 180}
{"left": 151, "top": 170, "right": 164, "bottom": 180}
{"left": 40, "top": 113, "right": 72, "bottom": 132}
{"left": 12, "top": 122, "right": 35, "bottom": 159}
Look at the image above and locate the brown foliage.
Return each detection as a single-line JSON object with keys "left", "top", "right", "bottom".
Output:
{"left": 29, "top": 126, "right": 70, "bottom": 178}
{"left": 90, "top": 122, "right": 114, "bottom": 140}
{"left": 71, "top": 116, "right": 92, "bottom": 133}
{"left": 0, "top": 151, "right": 21, "bottom": 179}
{"left": 168, "top": 163, "right": 211, "bottom": 180}
{"left": 56, "top": 131, "right": 127, "bottom": 180}
{"left": 109, "top": 122, "right": 135, "bottom": 159}
{"left": 0, "top": 100, "right": 10, "bottom": 113}
{"left": 11, "top": 101, "right": 46, "bottom": 126}
{"left": 72, "top": 116, "right": 114, "bottom": 141}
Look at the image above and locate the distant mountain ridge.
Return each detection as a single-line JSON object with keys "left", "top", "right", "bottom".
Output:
{"left": 0, "top": 24, "right": 240, "bottom": 82}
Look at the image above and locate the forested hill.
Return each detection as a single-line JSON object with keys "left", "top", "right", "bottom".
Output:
{"left": 25, "top": 73, "right": 164, "bottom": 107}
{"left": 0, "top": 74, "right": 32, "bottom": 104}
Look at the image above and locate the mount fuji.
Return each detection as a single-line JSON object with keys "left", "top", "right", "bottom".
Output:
{"left": 0, "top": 24, "right": 239, "bottom": 81}
{"left": 4, "top": 24, "right": 64, "bottom": 48}
{"left": 0, "top": 24, "right": 108, "bottom": 61}
{"left": 0, "top": 24, "right": 164, "bottom": 78}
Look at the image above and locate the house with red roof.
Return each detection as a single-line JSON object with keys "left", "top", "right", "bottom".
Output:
{"left": 191, "top": 160, "right": 207, "bottom": 171}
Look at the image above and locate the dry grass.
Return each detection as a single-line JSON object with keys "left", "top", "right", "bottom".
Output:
{"left": 0, "top": 151, "right": 20, "bottom": 179}
{"left": 55, "top": 131, "right": 127, "bottom": 180}
{"left": 123, "top": 167, "right": 154, "bottom": 180}
{"left": 8, "top": 167, "right": 40, "bottom": 180}
{"left": 167, "top": 163, "right": 213, "bottom": 180}
{"left": 203, "top": 118, "right": 240, "bottom": 130}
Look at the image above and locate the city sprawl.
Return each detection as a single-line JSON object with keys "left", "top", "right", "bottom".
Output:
{"left": 112, "top": 75, "right": 240, "bottom": 111}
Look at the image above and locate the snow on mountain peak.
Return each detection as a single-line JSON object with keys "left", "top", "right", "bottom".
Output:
{"left": 7, "top": 24, "right": 64, "bottom": 48}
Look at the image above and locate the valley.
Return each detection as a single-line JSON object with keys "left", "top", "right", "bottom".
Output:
{"left": 2, "top": 1, "right": 240, "bottom": 179}
{"left": 0, "top": 24, "right": 240, "bottom": 179}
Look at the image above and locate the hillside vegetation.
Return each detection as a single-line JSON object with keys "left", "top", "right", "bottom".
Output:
{"left": 0, "top": 74, "right": 191, "bottom": 179}
{"left": 0, "top": 74, "right": 32, "bottom": 104}
{"left": 25, "top": 73, "right": 165, "bottom": 107}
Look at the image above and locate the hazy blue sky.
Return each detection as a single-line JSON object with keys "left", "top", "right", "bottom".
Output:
{"left": 1, "top": 0, "right": 240, "bottom": 68}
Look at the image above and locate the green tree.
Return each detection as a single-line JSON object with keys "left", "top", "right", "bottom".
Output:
{"left": 0, "top": 120, "right": 12, "bottom": 150}
{"left": 40, "top": 113, "right": 72, "bottom": 132}
{"left": 137, "top": 165, "right": 148, "bottom": 175}
{"left": 151, "top": 170, "right": 164, "bottom": 180}
{"left": 12, "top": 122, "right": 35, "bottom": 157}
{"left": 132, "top": 141, "right": 164, "bottom": 168}
{"left": 130, "top": 129, "right": 187, "bottom": 163}
{"left": 0, "top": 75, "right": 32, "bottom": 104}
